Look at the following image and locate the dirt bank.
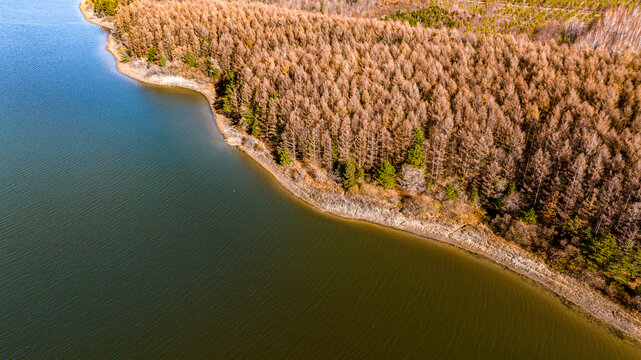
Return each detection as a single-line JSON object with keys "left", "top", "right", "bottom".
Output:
{"left": 80, "top": 1, "right": 641, "bottom": 344}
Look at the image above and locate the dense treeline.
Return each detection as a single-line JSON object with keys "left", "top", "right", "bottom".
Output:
{"left": 255, "top": 0, "right": 380, "bottom": 16}
{"left": 114, "top": 0, "right": 641, "bottom": 304}
{"left": 92, "top": 0, "right": 129, "bottom": 16}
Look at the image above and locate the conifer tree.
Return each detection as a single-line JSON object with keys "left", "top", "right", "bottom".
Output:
{"left": 342, "top": 160, "right": 359, "bottom": 189}
{"left": 376, "top": 161, "right": 397, "bottom": 188}
{"left": 405, "top": 127, "right": 425, "bottom": 168}
{"left": 278, "top": 147, "right": 292, "bottom": 166}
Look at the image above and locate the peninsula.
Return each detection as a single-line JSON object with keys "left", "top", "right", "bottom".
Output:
{"left": 81, "top": 0, "right": 641, "bottom": 343}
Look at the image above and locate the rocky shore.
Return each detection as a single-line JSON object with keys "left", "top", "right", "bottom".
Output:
{"left": 80, "top": 1, "right": 641, "bottom": 343}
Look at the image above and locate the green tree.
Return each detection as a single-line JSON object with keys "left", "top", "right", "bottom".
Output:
{"left": 469, "top": 188, "right": 479, "bottom": 203}
{"left": 222, "top": 73, "right": 240, "bottom": 121}
{"left": 278, "top": 147, "right": 292, "bottom": 166}
{"left": 626, "top": 249, "right": 641, "bottom": 279}
{"left": 158, "top": 53, "right": 167, "bottom": 67}
{"left": 251, "top": 120, "right": 262, "bottom": 138}
{"left": 94, "top": 0, "right": 119, "bottom": 16}
{"left": 519, "top": 208, "right": 538, "bottom": 225}
{"left": 582, "top": 229, "right": 621, "bottom": 271}
{"left": 241, "top": 108, "right": 255, "bottom": 126}
{"left": 445, "top": 182, "right": 458, "bottom": 201}
{"left": 405, "top": 127, "right": 425, "bottom": 168}
{"left": 147, "top": 47, "right": 157, "bottom": 63}
{"left": 342, "top": 160, "right": 359, "bottom": 189}
{"left": 375, "top": 161, "right": 398, "bottom": 188}
{"left": 184, "top": 51, "right": 197, "bottom": 68}
{"left": 562, "top": 216, "right": 583, "bottom": 238}
{"left": 120, "top": 51, "right": 131, "bottom": 63}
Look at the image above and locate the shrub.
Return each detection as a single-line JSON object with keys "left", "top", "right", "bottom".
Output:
{"left": 519, "top": 208, "right": 538, "bottom": 225}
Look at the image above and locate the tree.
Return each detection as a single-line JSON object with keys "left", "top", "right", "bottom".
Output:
{"left": 469, "top": 188, "right": 479, "bottom": 204}
{"left": 529, "top": 149, "right": 551, "bottom": 207}
{"left": 582, "top": 229, "right": 621, "bottom": 271}
{"left": 222, "top": 73, "right": 240, "bottom": 121}
{"left": 94, "top": 0, "right": 120, "bottom": 16}
{"left": 251, "top": 120, "right": 262, "bottom": 138}
{"left": 444, "top": 182, "right": 458, "bottom": 201}
{"left": 278, "top": 147, "right": 293, "bottom": 166}
{"left": 147, "top": 47, "right": 158, "bottom": 62}
{"left": 114, "top": 0, "right": 641, "bottom": 304}
{"left": 342, "top": 160, "right": 361, "bottom": 189}
{"left": 375, "top": 161, "right": 397, "bottom": 189}
{"left": 405, "top": 127, "right": 425, "bottom": 168}
{"left": 184, "top": 51, "right": 197, "bottom": 67}
{"left": 540, "top": 200, "right": 557, "bottom": 225}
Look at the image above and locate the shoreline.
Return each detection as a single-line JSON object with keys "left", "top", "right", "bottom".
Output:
{"left": 80, "top": 2, "right": 641, "bottom": 344}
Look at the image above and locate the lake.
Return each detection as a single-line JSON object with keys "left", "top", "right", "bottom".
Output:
{"left": 1, "top": 0, "right": 640, "bottom": 358}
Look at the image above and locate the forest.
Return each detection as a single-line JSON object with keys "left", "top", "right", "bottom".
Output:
{"left": 103, "top": 0, "right": 641, "bottom": 308}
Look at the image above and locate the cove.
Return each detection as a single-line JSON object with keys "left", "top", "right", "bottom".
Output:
{"left": 1, "top": 0, "right": 641, "bottom": 358}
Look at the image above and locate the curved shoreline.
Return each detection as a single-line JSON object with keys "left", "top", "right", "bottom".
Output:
{"left": 80, "top": 2, "right": 641, "bottom": 344}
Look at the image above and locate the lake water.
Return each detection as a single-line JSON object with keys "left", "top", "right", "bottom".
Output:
{"left": 1, "top": 1, "right": 640, "bottom": 358}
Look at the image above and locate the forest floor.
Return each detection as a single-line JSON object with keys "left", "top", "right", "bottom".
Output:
{"left": 80, "top": 1, "right": 641, "bottom": 345}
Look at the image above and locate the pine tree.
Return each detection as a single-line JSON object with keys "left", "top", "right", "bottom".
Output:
{"left": 147, "top": 47, "right": 158, "bottom": 63}
{"left": 445, "top": 182, "right": 458, "bottom": 201}
{"left": 251, "top": 120, "right": 262, "bottom": 138}
{"left": 159, "top": 53, "right": 167, "bottom": 67}
{"left": 342, "top": 160, "right": 360, "bottom": 189}
{"left": 184, "top": 51, "right": 197, "bottom": 68}
{"left": 405, "top": 127, "right": 425, "bottom": 168}
{"left": 222, "top": 73, "right": 240, "bottom": 122}
{"left": 278, "top": 147, "right": 292, "bottom": 166}
{"left": 582, "top": 230, "right": 621, "bottom": 271}
{"left": 375, "top": 161, "right": 397, "bottom": 189}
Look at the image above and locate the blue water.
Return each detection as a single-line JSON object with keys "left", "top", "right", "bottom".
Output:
{"left": 1, "top": 1, "right": 640, "bottom": 358}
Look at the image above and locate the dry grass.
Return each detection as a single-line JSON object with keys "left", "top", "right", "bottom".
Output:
{"left": 576, "top": 7, "right": 641, "bottom": 51}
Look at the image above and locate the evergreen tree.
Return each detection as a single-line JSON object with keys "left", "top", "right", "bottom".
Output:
{"left": 251, "top": 120, "right": 262, "bottom": 138}
{"left": 376, "top": 161, "right": 397, "bottom": 188}
{"left": 445, "top": 182, "right": 458, "bottom": 201}
{"left": 147, "top": 47, "right": 158, "bottom": 63}
{"left": 582, "top": 230, "right": 621, "bottom": 271}
{"left": 242, "top": 108, "right": 255, "bottom": 126}
{"left": 184, "top": 51, "right": 197, "bottom": 67}
{"left": 94, "top": 0, "right": 120, "bottom": 16}
{"left": 222, "top": 73, "right": 240, "bottom": 121}
{"left": 278, "top": 147, "right": 293, "bottom": 166}
{"left": 469, "top": 188, "right": 479, "bottom": 204}
{"left": 342, "top": 160, "right": 359, "bottom": 189}
{"left": 405, "top": 127, "right": 425, "bottom": 168}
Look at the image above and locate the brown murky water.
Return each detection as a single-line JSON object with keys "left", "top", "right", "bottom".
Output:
{"left": 1, "top": 1, "right": 640, "bottom": 358}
